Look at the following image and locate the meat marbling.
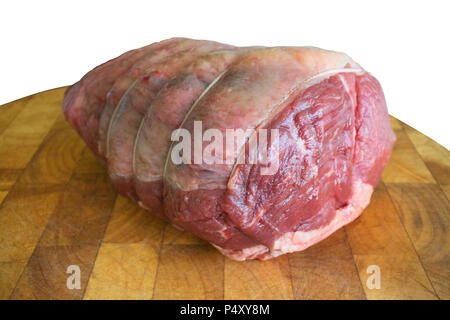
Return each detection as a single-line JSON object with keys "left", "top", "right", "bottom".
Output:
{"left": 63, "top": 38, "right": 396, "bottom": 260}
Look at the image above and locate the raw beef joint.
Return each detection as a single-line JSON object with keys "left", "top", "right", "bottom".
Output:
{"left": 63, "top": 38, "right": 396, "bottom": 260}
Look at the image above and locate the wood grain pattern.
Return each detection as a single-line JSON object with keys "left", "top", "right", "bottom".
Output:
{"left": 345, "top": 183, "right": 437, "bottom": 299}
{"left": 289, "top": 229, "right": 365, "bottom": 300}
{"left": 0, "top": 87, "right": 449, "bottom": 300}
{"left": 402, "top": 120, "right": 450, "bottom": 189}
{"left": 383, "top": 117, "right": 450, "bottom": 299}
{"left": 84, "top": 243, "right": 158, "bottom": 300}
{"left": 10, "top": 149, "right": 117, "bottom": 299}
{"left": 0, "top": 90, "right": 62, "bottom": 169}
{"left": 225, "top": 256, "right": 293, "bottom": 300}
{"left": 0, "top": 95, "right": 31, "bottom": 136}
{"left": 10, "top": 245, "right": 98, "bottom": 300}
{"left": 153, "top": 245, "right": 224, "bottom": 300}
{"left": 84, "top": 195, "right": 165, "bottom": 299}
{"left": 0, "top": 184, "right": 62, "bottom": 299}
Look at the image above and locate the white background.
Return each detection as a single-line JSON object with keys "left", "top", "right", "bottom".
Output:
{"left": 1, "top": 0, "right": 449, "bottom": 149}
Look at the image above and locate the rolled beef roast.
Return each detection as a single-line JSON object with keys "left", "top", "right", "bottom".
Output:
{"left": 63, "top": 38, "right": 396, "bottom": 260}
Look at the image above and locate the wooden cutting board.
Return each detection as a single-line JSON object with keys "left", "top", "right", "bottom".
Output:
{"left": 0, "top": 87, "right": 448, "bottom": 300}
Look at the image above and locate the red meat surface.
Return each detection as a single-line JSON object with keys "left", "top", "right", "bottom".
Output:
{"left": 63, "top": 38, "right": 395, "bottom": 260}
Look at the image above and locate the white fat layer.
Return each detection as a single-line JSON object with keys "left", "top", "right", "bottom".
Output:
{"left": 212, "top": 244, "right": 269, "bottom": 261}
{"left": 338, "top": 73, "right": 357, "bottom": 111}
{"left": 132, "top": 112, "right": 147, "bottom": 175}
{"left": 106, "top": 77, "right": 140, "bottom": 158}
{"left": 132, "top": 50, "right": 246, "bottom": 184}
{"left": 163, "top": 69, "right": 228, "bottom": 186}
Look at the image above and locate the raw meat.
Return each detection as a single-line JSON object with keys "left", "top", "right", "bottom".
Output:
{"left": 63, "top": 38, "right": 395, "bottom": 260}
{"left": 106, "top": 40, "right": 233, "bottom": 200}
{"left": 63, "top": 38, "right": 183, "bottom": 158}
{"left": 134, "top": 48, "right": 255, "bottom": 217}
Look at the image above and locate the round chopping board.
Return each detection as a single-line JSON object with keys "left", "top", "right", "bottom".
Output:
{"left": 0, "top": 87, "right": 448, "bottom": 300}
